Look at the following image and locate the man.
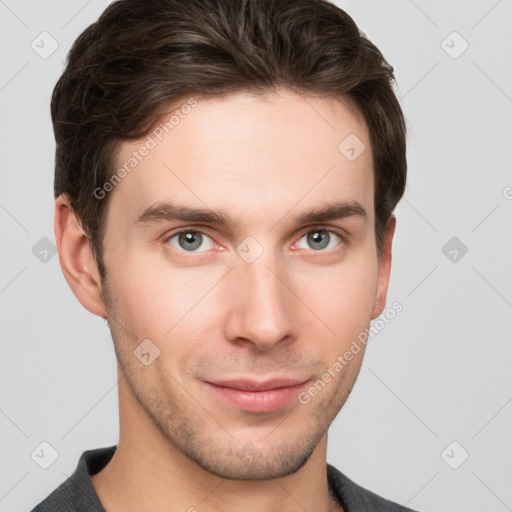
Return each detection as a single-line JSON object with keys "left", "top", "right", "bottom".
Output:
{"left": 32, "top": 0, "right": 414, "bottom": 510}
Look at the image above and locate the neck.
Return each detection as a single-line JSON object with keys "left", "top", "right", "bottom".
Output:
{"left": 91, "top": 369, "right": 343, "bottom": 512}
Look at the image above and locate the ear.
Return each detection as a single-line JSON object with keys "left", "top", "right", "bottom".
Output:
{"left": 371, "top": 215, "right": 396, "bottom": 320}
{"left": 54, "top": 195, "right": 107, "bottom": 318}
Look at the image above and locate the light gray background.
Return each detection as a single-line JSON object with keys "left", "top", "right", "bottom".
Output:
{"left": 1, "top": 1, "right": 511, "bottom": 511}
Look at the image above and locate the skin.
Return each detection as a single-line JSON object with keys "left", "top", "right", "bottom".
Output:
{"left": 55, "top": 88, "right": 395, "bottom": 512}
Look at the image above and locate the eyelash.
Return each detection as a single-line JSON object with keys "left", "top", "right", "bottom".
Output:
{"left": 164, "top": 225, "right": 345, "bottom": 254}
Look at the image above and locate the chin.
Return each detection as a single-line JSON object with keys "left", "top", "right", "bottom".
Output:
{"left": 177, "top": 426, "right": 325, "bottom": 481}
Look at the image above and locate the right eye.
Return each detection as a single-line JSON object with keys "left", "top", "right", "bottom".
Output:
{"left": 165, "top": 229, "right": 215, "bottom": 253}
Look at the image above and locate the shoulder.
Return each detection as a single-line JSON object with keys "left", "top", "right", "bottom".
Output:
{"left": 30, "top": 446, "right": 116, "bottom": 512}
{"left": 30, "top": 474, "right": 79, "bottom": 512}
{"left": 327, "top": 464, "right": 419, "bottom": 512}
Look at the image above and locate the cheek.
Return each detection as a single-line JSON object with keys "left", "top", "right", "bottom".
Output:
{"left": 293, "top": 257, "right": 378, "bottom": 343}
{"left": 106, "top": 239, "right": 378, "bottom": 357}
{"left": 106, "top": 249, "right": 226, "bottom": 344}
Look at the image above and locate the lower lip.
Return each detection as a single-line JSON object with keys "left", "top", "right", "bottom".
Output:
{"left": 203, "top": 381, "right": 308, "bottom": 413}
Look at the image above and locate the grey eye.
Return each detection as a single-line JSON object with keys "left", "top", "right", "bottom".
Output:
{"left": 296, "top": 230, "right": 341, "bottom": 251}
{"left": 167, "top": 231, "right": 214, "bottom": 252}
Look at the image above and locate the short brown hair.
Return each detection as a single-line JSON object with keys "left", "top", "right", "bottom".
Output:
{"left": 52, "top": 0, "right": 407, "bottom": 280}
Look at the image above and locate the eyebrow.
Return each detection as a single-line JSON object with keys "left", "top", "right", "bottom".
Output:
{"left": 135, "top": 199, "right": 367, "bottom": 230}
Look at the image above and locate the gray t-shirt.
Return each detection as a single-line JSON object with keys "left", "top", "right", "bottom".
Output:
{"left": 30, "top": 445, "right": 417, "bottom": 511}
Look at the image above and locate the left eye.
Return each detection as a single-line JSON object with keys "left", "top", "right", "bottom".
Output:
{"left": 166, "top": 230, "right": 214, "bottom": 252}
{"left": 295, "top": 229, "right": 342, "bottom": 251}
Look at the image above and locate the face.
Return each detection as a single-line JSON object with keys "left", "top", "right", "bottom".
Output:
{"left": 97, "top": 89, "right": 392, "bottom": 480}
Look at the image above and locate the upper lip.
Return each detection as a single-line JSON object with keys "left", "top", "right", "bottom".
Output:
{"left": 205, "top": 378, "right": 309, "bottom": 392}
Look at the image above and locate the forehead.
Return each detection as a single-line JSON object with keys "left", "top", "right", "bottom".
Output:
{"left": 109, "top": 89, "right": 373, "bottom": 229}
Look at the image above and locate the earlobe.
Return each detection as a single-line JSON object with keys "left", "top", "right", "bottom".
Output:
{"left": 54, "top": 195, "right": 107, "bottom": 318}
{"left": 370, "top": 215, "right": 396, "bottom": 320}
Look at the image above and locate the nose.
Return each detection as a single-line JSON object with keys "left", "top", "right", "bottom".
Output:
{"left": 222, "top": 251, "right": 296, "bottom": 351}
